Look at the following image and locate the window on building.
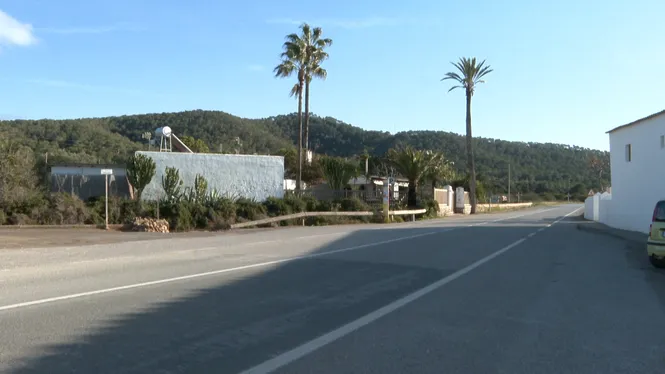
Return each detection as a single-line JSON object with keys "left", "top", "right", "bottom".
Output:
{"left": 625, "top": 144, "right": 632, "bottom": 162}
{"left": 661, "top": 135, "right": 665, "bottom": 149}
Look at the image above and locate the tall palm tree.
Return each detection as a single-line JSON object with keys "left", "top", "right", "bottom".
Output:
{"left": 274, "top": 30, "right": 307, "bottom": 191}
{"left": 301, "top": 25, "right": 332, "bottom": 152}
{"left": 387, "top": 146, "right": 442, "bottom": 208}
{"left": 442, "top": 57, "right": 493, "bottom": 214}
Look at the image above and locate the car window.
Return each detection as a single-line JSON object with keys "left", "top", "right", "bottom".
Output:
{"left": 655, "top": 201, "right": 665, "bottom": 222}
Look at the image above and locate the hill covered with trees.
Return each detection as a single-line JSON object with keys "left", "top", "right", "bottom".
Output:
{"left": 0, "top": 109, "right": 609, "bottom": 200}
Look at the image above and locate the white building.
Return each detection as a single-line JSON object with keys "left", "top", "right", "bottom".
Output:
{"left": 605, "top": 109, "right": 665, "bottom": 233}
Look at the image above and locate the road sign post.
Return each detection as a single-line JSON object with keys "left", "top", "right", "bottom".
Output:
{"left": 382, "top": 179, "right": 390, "bottom": 223}
{"left": 101, "top": 169, "right": 113, "bottom": 230}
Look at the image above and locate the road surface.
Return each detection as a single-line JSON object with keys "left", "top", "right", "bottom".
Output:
{"left": 1, "top": 205, "right": 663, "bottom": 374}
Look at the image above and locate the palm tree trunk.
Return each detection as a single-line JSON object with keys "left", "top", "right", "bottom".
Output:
{"left": 465, "top": 89, "right": 477, "bottom": 214}
{"left": 304, "top": 78, "right": 311, "bottom": 152}
{"left": 408, "top": 181, "right": 417, "bottom": 208}
{"left": 296, "top": 80, "right": 304, "bottom": 192}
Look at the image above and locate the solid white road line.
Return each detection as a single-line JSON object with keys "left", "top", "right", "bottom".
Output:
{"left": 238, "top": 207, "right": 582, "bottom": 374}
{"left": 0, "top": 206, "right": 573, "bottom": 313}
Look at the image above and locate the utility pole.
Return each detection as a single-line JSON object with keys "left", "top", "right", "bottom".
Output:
{"left": 508, "top": 163, "right": 511, "bottom": 203}
{"left": 567, "top": 178, "right": 571, "bottom": 202}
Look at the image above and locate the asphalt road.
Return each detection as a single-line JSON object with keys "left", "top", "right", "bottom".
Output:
{"left": 1, "top": 205, "right": 664, "bottom": 374}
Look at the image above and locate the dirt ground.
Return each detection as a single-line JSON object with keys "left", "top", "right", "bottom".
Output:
{"left": 0, "top": 227, "right": 220, "bottom": 249}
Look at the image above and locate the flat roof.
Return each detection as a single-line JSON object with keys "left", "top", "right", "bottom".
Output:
{"left": 49, "top": 164, "right": 126, "bottom": 169}
{"left": 606, "top": 109, "right": 665, "bottom": 134}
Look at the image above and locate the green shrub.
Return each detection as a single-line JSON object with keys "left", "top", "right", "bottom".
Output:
{"left": 264, "top": 196, "right": 291, "bottom": 217}
{"left": 208, "top": 214, "right": 231, "bottom": 231}
{"left": 339, "top": 197, "right": 370, "bottom": 212}
{"left": 88, "top": 196, "right": 138, "bottom": 225}
{"left": 302, "top": 195, "right": 319, "bottom": 212}
{"left": 7, "top": 213, "right": 32, "bottom": 225}
{"left": 315, "top": 199, "right": 334, "bottom": 212}
{"left": 392, "top": 215, "right": 405, "bottom": 223}
{"left": 283, "top": 194, "right": 306, "bottom": 213}
{"left": 0, "top": 210, "right": 5, "bottom": 225}
{"left": 187, "top": 202, "right": 208, "bottom": 229}
{"left": 171, "top": 201, "right": 193, "bottom": 231}
{"left": 45, "top": 193, "right": 92, "bottom": 225}
{"left": 422, "top": 199, "right": 439, "bottom": 218}
{"left": 210, "top": 197, "right": 236, "bottom": 222}
{"left": 7, "top": 193, "right": 48, "bottom": 221}
{"left": 521, "top": 192, "right": 543, "bottom": 202}
{"left": 236, "top": 198, "right": 267, "bottom": 221}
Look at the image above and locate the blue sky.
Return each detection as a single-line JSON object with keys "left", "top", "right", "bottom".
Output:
{"left": 0, "top": 0, "right": 663, "bottom": 151}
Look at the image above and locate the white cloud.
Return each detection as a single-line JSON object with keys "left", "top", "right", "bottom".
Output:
{"left": 0, "top": 10, "right": 37, "bottom": 47}
{"left": 37, "top": 23, "right": 143, "bottom": 35}
{"left": 266, "top": 16, "right": 405, "bottom": 29}
{"left": 247, "top": 64, "right": 265, "bottom": 72}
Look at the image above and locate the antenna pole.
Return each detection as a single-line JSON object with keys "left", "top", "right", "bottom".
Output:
{"left": 105, "top": 174, "right": 109, "bottom": 230}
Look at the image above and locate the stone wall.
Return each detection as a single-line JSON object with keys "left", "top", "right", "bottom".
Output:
{"left": 137, "top": 151, "right": 284, "bottom": 202}
{"left": 475, "top": 202, "right": 533, "bottom": 212}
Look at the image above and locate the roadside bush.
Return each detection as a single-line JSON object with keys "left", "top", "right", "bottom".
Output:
{"left": 161, "top": 201, "right": 193, "bottom": 232}
{"left": 235, "top": 198, "right": 267, "bottom": 221}
{"left": 186, "top": 201, "right": 208, "bottom": 229}
{"left": 5, "top": 193, "right": 48, "bottom": 223}
{"left": 422, "top": 199, "right": 439, "bottom": 218}
{"left": 302, "top": 195, "right": 319, "bottom": 212}
{"left": 339, "top": 197, "right": 370, "bottom": 212}
{"left": 314, "top": 199, "right": 334, "bottom": 212}
{"left": 88, "top": 196, "right": 139, "bottom": 225}
{"left": 208, "top": 214, "right": 231, "bottom": 231}
{"left": 264, "top": 196, "right": 291, "bottom": 217}
{"left": 44, "top": 193, "right": 92, "bottom": 225}
{"left": 392, "top": 215, "right": 405, "bottom": 223}
{"left": 210, "top": 197, "right": 236, "bottom": 222}
{"left": 283, "top": 194, "right": 307, "bottom": 213}
{"left": 0, "top": 210, "right": 5, "bottom": 225}
{"left": 521, "top": 192, "right": 543, "bottom": 203}
{"left": 7, "top": 213, "right": 32, "bottom": 225}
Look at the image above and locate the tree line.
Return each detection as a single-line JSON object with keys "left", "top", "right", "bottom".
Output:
{"left": 0, "top": 108, "right": 609, "bottom": 203}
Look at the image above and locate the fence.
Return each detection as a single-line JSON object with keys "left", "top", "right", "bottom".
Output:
{"left": 50, "top": 174, "right": 131, "bottom": 201}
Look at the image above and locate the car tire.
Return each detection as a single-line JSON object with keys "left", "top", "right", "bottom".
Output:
{"left": 649, "top": 255, "right": 665, "bottom": 269}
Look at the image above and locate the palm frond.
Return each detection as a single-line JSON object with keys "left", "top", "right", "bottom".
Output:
{"left": 284, "top": 33, "right": 301, "bottom": 44}
{"left": 310, "top": 66, "right": 327, "bottom": 80}
{"left": 442, "top": 56, "right": 492, "bottom": 93}
{"left": 289, "top": 83, "right": 300, "bottom": 98}
{"left": 274, "top": 60, "right": 296, "bottom": 78}
{"left": 299, "top": 23, "right": 311, "bottom": 40}
{"left": 312, "top": 27, "right": 322, "bottom": 40}
{"left": 441, "top": 72, "right": 463, "bottom": 83}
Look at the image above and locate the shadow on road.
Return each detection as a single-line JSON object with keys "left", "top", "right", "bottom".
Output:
{"left": 6, "top": 209, "right": 652, "bottom": 374}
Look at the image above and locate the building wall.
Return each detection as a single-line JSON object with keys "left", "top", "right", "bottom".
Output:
{"left": 608, "top": 115, "right": 665, "bottom": 233}
{"left": 137, "top": 151, "right": 284, "bottom": 201}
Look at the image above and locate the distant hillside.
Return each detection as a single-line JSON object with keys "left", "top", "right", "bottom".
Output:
{"left": 0, "top": 109, "right": 609, "bottom": 198}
